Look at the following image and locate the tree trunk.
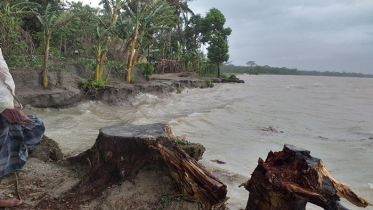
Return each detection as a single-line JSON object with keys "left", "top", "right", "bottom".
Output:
{"left": 126, "top": 21, "right": 139, "bottom": 82}
{"left": 59, "top": 35, "right": 62, "bottom": 52}
{"left": 66, "top": 123, "right": 227, "bottom": 209}
{"left": 42, "top": 35, "right": 50, "bottom": 88}
{"left": 241, "top": 144, "right": 372, "bottom": 210}
{"left": 98, "top": 49, "right": 108, "bottom": 79}
{"left": 94, "top": 49, "right": 101, "bottom": 81}
{"left": 64, "top": 38, "right": 67, "bottom": 55}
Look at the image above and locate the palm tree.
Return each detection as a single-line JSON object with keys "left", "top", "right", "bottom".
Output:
{"left": 36, "top": 3, "right": 75, "bottom": 88}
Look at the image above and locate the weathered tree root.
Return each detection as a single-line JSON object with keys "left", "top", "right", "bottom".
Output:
{"left": 240, "top": 144, "right": 372, "bottom": 210}
{"left": 66, "top": 123, "right": 227, "bottom": 209}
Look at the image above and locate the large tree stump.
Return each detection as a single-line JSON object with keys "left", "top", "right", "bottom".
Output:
{"left": 66, "top": 123, "right": 227, "bottom": 209}
{"left": 241, "top": 144, "right": 372, "bottom": 210}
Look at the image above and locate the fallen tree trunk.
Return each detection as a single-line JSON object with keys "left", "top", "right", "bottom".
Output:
{"left": 66, "top": 123, "right": 227, "bottom": 209}
{"left": 240, "top": 144, "right": 372, "bottom": 210}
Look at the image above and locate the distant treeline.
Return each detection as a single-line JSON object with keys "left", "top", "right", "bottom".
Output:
{"left": 222, "top": 64, "right": 373, "bottom": 78}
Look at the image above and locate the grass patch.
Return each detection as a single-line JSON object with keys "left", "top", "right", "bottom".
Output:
{"left": 155, "top": 191, "right": 187, "bottom": 209}
{"left": 170, "top": 136, "right": 189, "bottom": 145}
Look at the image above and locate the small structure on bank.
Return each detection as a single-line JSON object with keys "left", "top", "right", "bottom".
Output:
{"left": 155, "top": 59, "right": 182, "bottom": 74}
{"left": 240, "top": 144, "right": 372, "bottom": 210}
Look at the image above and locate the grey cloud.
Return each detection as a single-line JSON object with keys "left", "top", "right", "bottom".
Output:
{"left": 189, "top": 0, "right": 373, "bottom": 73}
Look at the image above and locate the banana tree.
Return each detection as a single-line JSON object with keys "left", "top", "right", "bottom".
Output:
{"left": 0, "top": 0, "right": 37, "bottom": 65}
{"left": 133, "top": 1, "right": 176, "bottom": 63}
{"left": 36, "top": 3, "right": 75, "bottom": 88}
{"left": 124, "top": 0, "right": 177, "bottom": 82}
{"left": 93, "top": 26, "right": 111, "bottom": 81}
{"left": 93, "top": 0, "right": 129, "bottom": 82}
{"left": 124, "top": 0, "right": 143, "bottom": 82}
{"left": 0, "top": 1, "right": 37, "bottom": 21}
{"left": 165, "top": 0, "right": 194, "bottom": 54}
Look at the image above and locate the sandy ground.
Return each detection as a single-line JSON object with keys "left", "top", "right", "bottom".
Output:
{"left": 0, "top": 132, "right": 207, "bottom": 210}
{"left": 0, "top": 157, "right": 203, "bottom": 210}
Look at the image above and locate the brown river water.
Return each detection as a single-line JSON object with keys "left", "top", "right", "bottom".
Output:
{"left": 27, "top": 75, "right": 373, "bottom": 209}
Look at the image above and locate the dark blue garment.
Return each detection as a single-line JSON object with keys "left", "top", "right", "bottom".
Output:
{"left": 0, "top": 115, "right": 44, "bottom": 177}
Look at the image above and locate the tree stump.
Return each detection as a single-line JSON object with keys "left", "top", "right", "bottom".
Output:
{"left": 66, "top": 123, "right": 227, "bottom": 209}
{"left": 240, "top": 144, "right": 372, "bottom": 210}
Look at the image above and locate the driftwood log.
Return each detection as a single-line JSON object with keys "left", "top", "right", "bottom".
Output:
{"left": 66, "top": 123, "right": 227, "bottom": 209}
{"left": 240, "top": 144, "right": 372, "bottom": 210}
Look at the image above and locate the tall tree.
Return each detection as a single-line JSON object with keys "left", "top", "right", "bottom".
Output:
{"left": 203, "top": 8, "right": 231, "bottom": 78}
{"left": 124, "top": 0, "right": 175, "bottom": 82}
{"left": 246, "top": 61, "right": 256, "bottom": 68}
{"left": 36, "top": 3, "right": 75, "bottom": 87}
{"left": 91, "top": 0, "right": 129, "bottom": 82}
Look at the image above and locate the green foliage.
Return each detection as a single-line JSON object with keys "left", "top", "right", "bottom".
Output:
{"left": 77, "top": 58, "right": 96, "bottom": 69}
{"left": 155, "top": 191, "right": 187, "bottom": 209}
{"left": 80, "top": 79, "right": 104, "bottom": 94}
{"left": 249, "top": 68, "right": 259, "bottom": 75}
{"left": 49, "top": 47, "right": 62, "bottom": 59}
{"left": 76, "top": 58, "right": 96, "bottom": 78}
{"left": 29, "top": 55, "right": 43, "bottom": 67}
{"left": 202, "top": 8, "right": 231, "bottom": 78}
{"left": 205, "top": 78, "right": 212, "bottom": 86}
{"left": 220, "top": 73, "right": 230, "bottom": 78}
{"left": 0, "top": 1, "right": 37, "bottom": 70}
{"left": 170, "top": 136, "right": 189, "bottom": 145}
{"left": 135, "top": 62, "right": 154, "bottom": 76}
{"left": 201, "top": 8, "right": 232, "bottom": 43}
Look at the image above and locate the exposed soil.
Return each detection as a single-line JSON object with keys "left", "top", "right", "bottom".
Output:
{"left": 11, "top": 69, "right": 213, "bottom": 109}
{"left": 0, "top": 134, "right": 206, "bottom": 210}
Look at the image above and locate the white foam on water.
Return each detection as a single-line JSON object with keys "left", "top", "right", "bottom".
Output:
{"left": 27, "top": 75, "right": 373, "bottom": 209}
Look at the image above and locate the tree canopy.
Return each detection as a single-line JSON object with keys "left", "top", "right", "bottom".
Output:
{"left": 1, "top": 0, "right": 234, "bottom": 84}
{"left": 203, "top": 8, "right": 231, "bottom": 78}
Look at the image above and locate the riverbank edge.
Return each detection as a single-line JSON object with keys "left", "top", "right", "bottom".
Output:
{"left": 11, "top": 70, "right": 214, "bottom": 108}
{"left": 2, "top": 70, "right": 225, "bottom": 209}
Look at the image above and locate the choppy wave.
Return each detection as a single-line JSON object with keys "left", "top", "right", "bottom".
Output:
{"left": 27, "top": 75, "right": 373, "bottom": 209}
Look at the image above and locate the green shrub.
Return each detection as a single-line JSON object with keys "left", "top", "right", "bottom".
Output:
{"left": 220, "top": 73, "right": 230, "bottom": 78}
{"left": 205, "top": 78, "right": 212, "bottom": 86}
{"left": 155, "top": 191, "right": 187, "bottom": 209}
{"left": 135, "top": 62, "right": 154, "bottom": 76}
{"left": 49, "top": 47, "right": 62, "bottom": 59}
{"left": 80, "top": 79, "right": 104, "bottom": 94}
{"left": 170, "top": 136, "right": 189, "bottom": 145}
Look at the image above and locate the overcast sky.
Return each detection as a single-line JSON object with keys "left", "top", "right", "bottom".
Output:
{"left": 75, "top": 0, "right": 372, "bottom": 74}
{"left": 188, "top": 0, "right": 373, "bottom": 74}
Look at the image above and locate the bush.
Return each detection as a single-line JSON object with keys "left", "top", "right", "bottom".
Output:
{"left": 135, "top": 62, "right": 154, "bottom": 76}
{"left": 80, "top": 79, "right": 104, "bottom": 94}
{"left": 220, "top": 73, "right": 230, "bottom": 78}
{"left": 49, "top": 47, "right": 62, "bottom": 59}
